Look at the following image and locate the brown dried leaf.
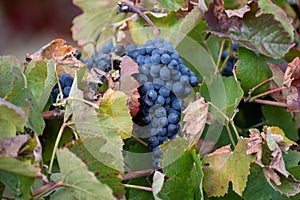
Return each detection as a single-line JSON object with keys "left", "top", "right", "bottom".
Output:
{"left": 0, "top": 135, "right": 31, "bottom": 157}
{"left": 117, "top": 56, "right": 140, "bottom": 117}
{"left": 182, "top": 98, "right": 208, "bottom": 145}
{"left": 204, "top": 0, "right": 241, "bottom": 35}
{"left": 283, "top": 57, "right": 300, "bottom": 112}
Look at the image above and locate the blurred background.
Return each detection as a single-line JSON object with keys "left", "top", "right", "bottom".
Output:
{"left": 0, "top": 0, "right": 82, "bottom": 61}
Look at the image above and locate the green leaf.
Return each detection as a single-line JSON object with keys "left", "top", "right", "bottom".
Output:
{"left": 0, "top": 156, "right": 44, "bottom": 178}
{"left": 229, "top": 2, "right": 293, "bottom": 58}
{"left": 0, "top": 56, "right": 22, "bottom": 98}
{"left": 236, "top": 47, "right": 281, "bottom": 95}
{"left": 72, "top": 0, "right": 125, "bottom": 55}
{"left": 66, "top": 73, "right": 124, "bottom": 172}
{"left": 0, "top": 98, "right": 26, "bottom": 137}
{"left": 262, "top": 105, "right": 298, "bottom": 141}
{"left": 1, "top": 57, "right": 45, "bottom": 135}
{"left": 98, "top": 89, "right": 133, "bottom": 139}
{"left": 70, "top": 139, "right": 125, "bottom": 197}
{"left": 55, "top": 148, "right": 115, "bottom": 200}
{"left": 202, "top": 139, "right": 256, "bottom": 197}
{"left": 157, "top": 0, "right": 185, "bottom": 10}
{"left": 258, "top": 0, "right": 294, "bottom": 40}
{"left": 25, "top": 60, "right": 56, "bottom": 111}
{"left": 243, "top": 164, "right": 289, "bottom": 200}
{"left": 0, "top": 171, "right": 35, "bottom": 200}
{"left": 159, "top": 148, "right": 203, "bottom": 200}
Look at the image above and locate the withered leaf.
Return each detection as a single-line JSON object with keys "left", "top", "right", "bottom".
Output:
{"left": 117, "top": 56, "right": 140, "bottom": 117}
{"left": 0, "top": 135, "right": 31, "bottom": 157}
{"left": 182, "top": 98, "right": 208, "bottom": 145}
{"left": 283, "top": 57, "right": 300, "bottom": 112}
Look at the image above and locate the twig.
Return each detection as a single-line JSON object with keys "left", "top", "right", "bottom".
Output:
{"left": 42, "top": 109, "right": 63, "bottom": 120}
{"left": 216, "top": 40, "right": 225, "bottom": 74}
{"left": 249, "top": 86, "right": 287, "bottom": 102}
{"left": 124, "top": 184, "right": 153, "bottom": 192}
{"left": 32, "top": 181, "right": 63, "bottom": 199}
{"left": 117, "top": 1, "right": 160, "bottom": 37}
{"left": 225, "top": 125, "right": 236, "bottom": 148}
{"left": 132, "top": 135, "right": 148, "bottom": 147}
{"left": 249, "top": 98, "right": 288, "bottom": 107}
{"left": 248, "top": 77, "right": 273, "bottom": 95}
{"left": 122, "top": 169, "right": 154, "bottom": 181}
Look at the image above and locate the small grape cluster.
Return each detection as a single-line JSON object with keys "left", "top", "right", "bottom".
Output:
{"left": 84, "top": 40, "right": 125, "bottom": 82}
{"left": 127, "top": 38, "right": 199, "bottom": 168}
{"left": 52, "top": 73, "right": 74, "bottom": 103}
{"left": 221, "top": 43, "right": 239, "bottom": 77}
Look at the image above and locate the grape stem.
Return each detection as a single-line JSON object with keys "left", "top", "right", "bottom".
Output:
{"left": 248, "top": 77, "right": 273, "bottom": 95}
{"left": 42, "top": 109, "right": 63, "bottom": 120}
{"left": 249, "top": 86, "right": 287, "bottom": 102}
{"left": 132, "top": 135, "right": 148, "bottom": 147}
{"left": 32, "top": 181, "right": 63, "bottom": 199}
{"left": 124, "top": 184, "right": 153, "bottom": 192}
{"left": 122, "top": 169, "right": 154, "bottom": 181}
{"left": 117, "top": 1, "right": 160, "bottom": 38}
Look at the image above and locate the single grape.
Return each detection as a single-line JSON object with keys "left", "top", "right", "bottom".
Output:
{"left": 159, "top": 67, "right": 171, "bottom": 81}
{"left": 158, "top": 86, "right": 170, "bottom": 97}
{"left": 146, "top": 90, "right": 158, "bottom": 101}
{"left": 168, "top": 113, "right": 180, "bottom": 124}
{"left": 63, "top": 86, "right": 71, "bottom": 97}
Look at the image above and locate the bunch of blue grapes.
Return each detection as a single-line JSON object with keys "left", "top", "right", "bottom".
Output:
{"left": 84, "top": 40, "right": 125, "bottom": 81}
{"left": 52, "top": 73, "right": 74, "bottom": 103}
{"left": 221, "top": 43, "right": 239, "bottom": 77}
{"left": 127, "top": 38, "right": 199, "bottom": 168}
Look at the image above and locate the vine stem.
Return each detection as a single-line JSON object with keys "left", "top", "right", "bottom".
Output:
{"left": 207, "top": 102, "right": 239, "bottom": 146}
{"left": 132, "top": 135, "right": 148, "bottom": 147}
{"left": 67, "top": 97, "right": 99, "bottom": 109}
{"left": 248, "top": 77, "right": 273, "bottom": 95}
{"left": 49, "top": 122, "right": 71, "bottom": 173}
{"left": 124, "top": 184, "right": 153, "bottom": 192}
{"left": 122, "top": 169, "right": 154, "bottom": 181}
{"left": 117, "top": 1, "right": 160, "bottom": 38}
{"left": 216, "top": 40, "right": 225, "bottom": 74}
{"left": 249, "top": 86, "right": 287, "bottom": 102}
{"left": 32, "top": 181, "right": 63, "bottom": 199}
{"left": 250, "top": 98, "right": 288, "bottom": 107}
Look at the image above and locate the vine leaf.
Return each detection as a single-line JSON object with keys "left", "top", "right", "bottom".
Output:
{"left": 283, "top": 57, "right": 300, "bottom": 112}
{"left": 159, "top": 141, "right": 203, "bottom": 200}
{"left": 157, "top": 0, "right": 185, "bottom": 10}
{"left": 0, "top": 98, "right": 26, "bottom": 138}
{"left": 25, "top": 60, "right": 57, "bottom": 111}
{"left": 202, "top": 139, "right": 255, "bottom": 197}
{"left": 1, "top": 56, "right": 45, "bottom": 135}
{"left": 98, "top": 88, "right": 133, "bottom": 139}
{"left": 117, "top": 56, "right": 140, "bottom": 117}
{"left": 54, "top": 148, "right": 115, "bottom": 200}
{"left": 70, "top": 140, "right": 125, "bottom": 197}
{"left": 246, "top": 126, "right": 300, "bottom": 196}
{"left": 268, "top": 62, "right": 288, "bottom": 102}
{"left": 0, "top": 135, "right": 30, "bottom": 157}
{"left": 182, "top": 98, "right": 208, "bottom": 145}
{"left": 72, "top": 0, "right": 124, "bottom": 55}
{"left": 205, "top": 0, "right": 294, "bottom": 58}
{"left": 66, "top": 73, "right": 124, "bottom": 171}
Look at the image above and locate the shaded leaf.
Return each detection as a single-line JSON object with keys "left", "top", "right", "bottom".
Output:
{"left": 159, "top": 148, "right": 203, "bottom": 200}
{"left": 202, "top": 139, "right": 255, "bottom": 197}
{"left": 55, "top": 148, "right": 115, "bottom": 200}
{"left": 70, "top": 140, "right": 125, "bottom": 197}
{"left": 0, "top": 171, "right": 35, "bottom": 200}
{"left": 182, "top": 98, "right": 208, "bottom": 145}
{"left": 0, "top": 135, "right": 30, "bottom": 157}
{"left": 262, "top": 105, "right": 298, "bottom": 141}
{"left": 158, "top": 0, "right": 185, "bottom": 10}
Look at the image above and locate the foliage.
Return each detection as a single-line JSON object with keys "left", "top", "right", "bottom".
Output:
{"left": 1, "top": 0, "right": 300, "bottom": 199}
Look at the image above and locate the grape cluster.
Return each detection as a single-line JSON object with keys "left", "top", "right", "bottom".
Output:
{"left": 84, "top": 40, "right": 125, "bottom": 81}
{"left": 221, "top": 43, "right": 239, "bottom": 77}
{"left": 127, "top": 38, "right": 199, "bottom": 168}
{"left": 52, "top": 73, "right": 74, "bottom": 103}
